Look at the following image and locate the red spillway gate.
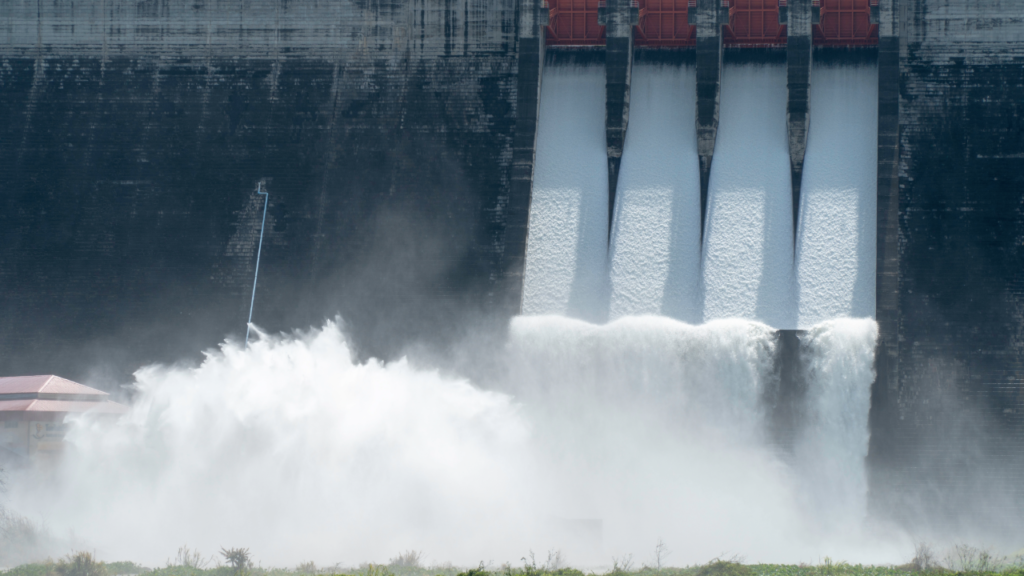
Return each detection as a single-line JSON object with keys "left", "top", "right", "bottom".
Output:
{"left": 545, "top": 0, "right": 605, "bottom": 45}
{"left": 815, "top": 0, "right": 878, "bottom": 46}
{"left": 725, "top": 0, "right": 786, "bottom": 46}
{"left": 545, "top": 0, "right": 876, "bottom": 46}
{"left": 634, "top": 0, "right": 696, "bottom": 47}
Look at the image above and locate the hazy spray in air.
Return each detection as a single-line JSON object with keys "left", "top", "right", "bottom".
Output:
{"left": 5, "top": 315, "right": 907, "bottom": 567}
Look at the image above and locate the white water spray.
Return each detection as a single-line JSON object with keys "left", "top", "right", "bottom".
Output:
{"left": 794, "top": 319, "right": 879, "bottom": 535}
{"left": 522, "top": 62, "right": 609, "bottom": 321}
{"left": 609, "top": 63, "right": 701, "bottom": 322}
{"left": 796, "top": 63, "right": 878, "bottom": 326}
{"left": 702, "top": 63, "right": 795, "bottom": 328}
{"left": 7, "top": 317, "right": 904, "bottom": 566}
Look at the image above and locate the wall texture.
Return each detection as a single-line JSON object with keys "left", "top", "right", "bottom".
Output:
{"left": 0, "top": 0, "right": 525, "bottom": 380}
{"left": 870, "top": 0, "right": 1024, "bottom": 530}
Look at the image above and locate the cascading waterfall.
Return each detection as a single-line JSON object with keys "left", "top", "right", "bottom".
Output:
{"left": 515, "top": 59, "right": 883, "bottom": 554}
{"left": 796, "top": 63, "right": 878, "bottom": 326}
{"left": 608, "top": 63, "right": 701, "bottom": 322}
{"left": 524, "top": 61, "right": 878, "bottom": 328}
{"left": 701, "top": 63, "right": 796, "bottom": 328}
{"left": 794, "top": 319, "right": 879, "bottom": 533}
{"left": 8, "top": 318, "right": 897, "bottom": 567}
{"left": 521, "top": 61, "right": 609, "bottom": 321}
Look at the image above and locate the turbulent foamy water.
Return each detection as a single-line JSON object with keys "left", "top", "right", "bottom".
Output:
{"left": 522, "top": 62, "right": 609, "bottom": 321}
{"left": 702, "top": 64, "right": 795, "bottom": 328}
{"left": 6, "top": 317, "right": 905, "bottom": 566}
{"left": 609, "top": 63, "right": 701, "bottom": 322}
{"left": 796, "top": 63, "right": 878, "bottom": 326}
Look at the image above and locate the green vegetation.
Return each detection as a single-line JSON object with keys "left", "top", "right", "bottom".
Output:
{"left": 4, "top": 546, "right": 1023, "bottom": 576}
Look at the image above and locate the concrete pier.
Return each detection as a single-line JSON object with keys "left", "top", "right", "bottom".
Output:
{"left": 507, "top": 0, "right": 548, "bottom": 312}
{"left": 693, "top": 0, "right": 729, "bottom": 240}
{"left": 601, "top": 0, "right": 639, "bottom": 234}
{"left": 783, "top": 0, "right": 816, "bottom": 243}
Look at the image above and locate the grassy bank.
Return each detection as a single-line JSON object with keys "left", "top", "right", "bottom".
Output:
{"left": 5, "top": 549, "right": 1024, "bottom": 576}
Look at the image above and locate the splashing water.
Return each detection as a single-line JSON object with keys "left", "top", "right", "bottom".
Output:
{"left": 7, "top": 317, "right": 906, "bottom": 566}
{"left": 794, "top": 319, "right": 879, "bottom": 536}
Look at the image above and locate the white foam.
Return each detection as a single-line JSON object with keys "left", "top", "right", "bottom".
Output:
{"left": 6, "top": 317, "right": 907, "bottom": 566}
{"left": 521, "top": 63, "right": 609, "bottom": 321}
{"left": 609, "top": 63, "right": 702, "bottom": 322}
{"left": 796, "top": 64, "right": 878, "bottom": 326}
{"left": 794, "top": 318, "right": 878, "bottom": 537}
{"left": 702, "top": 64, "right": 796, "bottom": 328}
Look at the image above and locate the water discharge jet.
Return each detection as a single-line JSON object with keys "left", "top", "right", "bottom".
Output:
{"left": 5, "top": 317, "right": 899, "bottom": 566}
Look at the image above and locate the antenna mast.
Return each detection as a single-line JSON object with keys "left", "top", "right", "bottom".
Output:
{"left": 245, "top": 181, "right": 269, "bottom": 347}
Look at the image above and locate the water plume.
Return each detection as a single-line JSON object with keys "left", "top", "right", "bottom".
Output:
{"left": 6, "top": 317, "right": 906, "bottom": 567}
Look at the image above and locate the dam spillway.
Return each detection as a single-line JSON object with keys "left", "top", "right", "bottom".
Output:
{"left": 609, "top": 61, "right": 701, "bottom": 322}
{"left": 522, "top": 57, "right": 878, "bottom": 330}
{"left": 1, "top": 0, "right": 1024, "bottom": 544}
{"left": 521, "top": 59, "right": 609, "bottom": 321}
{"left": 796, "top": 62, "right": 877, "bottom": 327}
{"left": 700, "top": 61, "right": 795, "bottom": 328}
{"left": 518, "top": 54, "right": 880, "bottom": 527}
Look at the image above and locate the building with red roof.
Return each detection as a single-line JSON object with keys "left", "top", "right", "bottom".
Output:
{"left": 0, "top": 375, "right": 127, "bottom": 463}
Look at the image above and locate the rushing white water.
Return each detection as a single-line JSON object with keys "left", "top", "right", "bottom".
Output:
{"left": 608, "top": 63, "right": 701, "bottom": 322}
{"left": 522, "top": 62, "right": 609, "bottom": 321}
{"left": 702, "top": 64, "right": 796, "bottom": 328}
{"left": 796, "top": 64, "right": 878, "bottom": 326}
{"left": 793, "top": 319, "right": 878, "bottom": 537}
{"left": 6, "top": 318, "right": 904, "bottom": 567}
{"left": 12, "top": 324, "right": 541, "bottom": 564}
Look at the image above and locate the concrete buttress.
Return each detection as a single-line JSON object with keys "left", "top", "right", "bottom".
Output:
{"left": 601, "top": 0, "right": 639, "bottom": 236}
{"left": 507, "top": 0, "right": 548, "bottom": 312}
{"left": 693, "top": 0, "right": 729, "bottom": 241}
{"left": 782, "top": 0, "right": 816, "bottom": 243}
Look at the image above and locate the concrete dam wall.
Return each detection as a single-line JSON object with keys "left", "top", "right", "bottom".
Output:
{"left": 1, "top": 0, "right": 526, "bottom": 376}
{"left": 2, "top": 0, "right": 1024, "bottom": 529}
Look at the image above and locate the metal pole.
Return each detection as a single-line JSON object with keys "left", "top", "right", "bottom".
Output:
{"left": 245, "top": 182, "right": 269, "bottom": 347}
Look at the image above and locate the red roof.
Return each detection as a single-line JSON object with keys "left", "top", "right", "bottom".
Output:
{"left": 0, "top": 375, "right": 127, "bottom": 419}
{"left": 0, "top": 375, "right": 108, "bottom": 397}
{"left": 0, "top": 399, "right": 127, "bottom": 413}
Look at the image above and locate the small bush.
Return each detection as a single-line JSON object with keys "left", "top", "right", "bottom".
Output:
{"left": 610, "top": 554, "right": 635, "bottom": 575}
{"left": 54, "top": 551, "right": 108, "bottom": 576}
{"left": 456, "top": 563, "right": 488, "bottom": 576}
{"left": 694, "top": 560, "right": 753, "bottom": 576}
{"left": 171, "top": 546, "right": 210, "bottom": 570}
{"left": 105, "top": 561, "right": 146, "bottom": 576}
{"left": 909, "top": 543, "right": 938, "bottom": 573}
{"left": 944, "top": 544, "right": 1000, "bottom": 573}
{"left": 221, "top": 548, "right": 253, "bottom": 576}
{"left": 390, "top": 552, "right": 423, "bottom": 569}
{"left": 548, "top": 569, "right": 585, "bottom": 576}
{"left": 296, "top": 562, "right": 318, "bottom": 575}
{"left": 364, "top": 564, "right": 397, "bottom": 576}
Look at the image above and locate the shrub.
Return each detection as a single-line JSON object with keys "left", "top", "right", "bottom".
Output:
{"left": 943, "top": 544, "right": 999, "bottom": 573}
{"left": 53, "top": 551, "right": 108, "bottom": 576}
{"left": 694, "top": 560, "right": 752, "bottom": 576}
{"left": 390, "top": 552, "right": 423, "bottom": 569}
{"left": 456, "top": 563, "right": 488, "bottom": 576}
{"left": 172, "top": 546, "right": 210, "bottom": 570}
{"left": 106, "top": 562, "right": 146, "bottom": 576}
{"left": 221, "top": 548, "right": 253, "bottom": 576}
{"left": 911, "top": 543, "right": 937, "bottom": 572}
